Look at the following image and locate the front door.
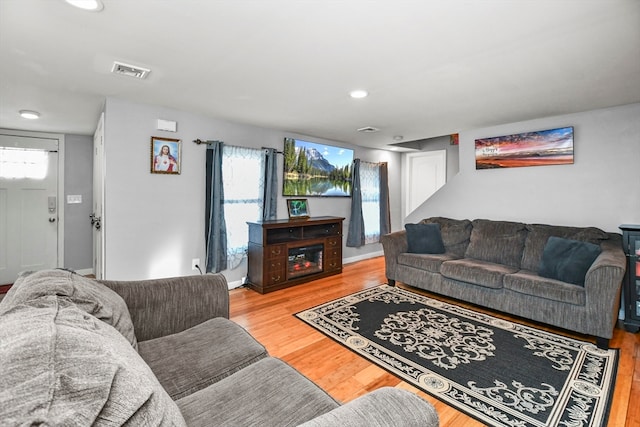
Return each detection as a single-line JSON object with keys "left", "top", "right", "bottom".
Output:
{"left": 0, "top": 133, "right": 60, "bottom": 285}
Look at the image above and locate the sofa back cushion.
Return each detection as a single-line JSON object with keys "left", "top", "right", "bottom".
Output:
{"left": 521, "top": 224, "right": 609, "bottom": 272}
{"left": 465, "top": 219, "right": 528, "bottom": 268}
{"left": 0, "top": 296, "right": 186, "bottom": 426}
{"left": 420, "top": 217, "right": 472, "bottom": 257}
{"left": 0, "top": 269, "right": 138, "bottom": 350}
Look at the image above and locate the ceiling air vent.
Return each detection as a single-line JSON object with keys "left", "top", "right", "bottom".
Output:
{"left": 111, "top": 61, "right": 151, "bottom": 79}
{"left": 357, "top": 126, "right": 380, "bottom": 133}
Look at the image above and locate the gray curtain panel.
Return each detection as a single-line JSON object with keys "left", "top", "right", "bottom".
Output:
{"left": 346, "top": 159, "right": 365, "bottom": 247}
{"left": 379, "top": 162, "right": 391, "bottom": 237}
{"left": 262, "top": 148, "right": 278, "bottom": 221}
{"left": 205, "top": 141, "right": 228, "bottom": 273}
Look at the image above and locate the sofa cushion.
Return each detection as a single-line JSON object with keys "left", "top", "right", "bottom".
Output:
{"left": 398, "top": 253, "right": 461, "bottom": 274}
{"left": 177, "top": 357, "right": 339, "bottom": 427}
{"left": 521, "top": 224, "right": 609, "bottom": 272}
{"left": 298, "top": 387, "right": 440, "bottom": 427}
{"left": 0, "top": 269, "right": 138, "bottom": 350}
{"left": 0, "top": 296, "right": 185, "bottom": 426}
{"left": 440, "top": 258, "right": 518, "bottom": 289}
{"left": 464, "top": 219, "right": 527, "bottom": 268}
{"left": 420, "top": 217, "right": 472, "bottom": 256}
{"left": 138, "top": 317, "right": 268, "bottom": 400}
{"left": 538, "top": 237, "right": 602, "bottom": 286}
{"left": 504, "top": 270, "right": 586, "bottom": 305}
{"left": 405, "top": 223, "right": 446, "bottom": 254}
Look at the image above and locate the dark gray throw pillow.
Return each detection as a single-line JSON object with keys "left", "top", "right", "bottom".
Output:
{"left": 538, "top": 236, "right": 601, "bottom": 286}
{"left": 405, "top": 223, "right": 446, "bottom": 254}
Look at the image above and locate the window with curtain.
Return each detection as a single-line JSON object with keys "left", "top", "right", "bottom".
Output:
{"left": 360, "top": 161, "right": 381, "bottom": 244}
{"left": 347, "top": 160, "right": 390, "bottom": 248}
{"left": 221, "top": 145, "right": 265, "bottom": 269}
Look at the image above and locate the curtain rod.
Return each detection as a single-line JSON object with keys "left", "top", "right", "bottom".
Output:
{"left": 193, "top": 139, "right": 223, "bottom": 145}
{"left": 261, "top": 146, "right": 284, "bottom": 155}
{"left": 193, "top": 140, "right": 283, "bottom": 155}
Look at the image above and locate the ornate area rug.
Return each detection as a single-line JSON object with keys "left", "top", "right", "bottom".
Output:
{"left": 295, "top": 285, "right": 618, "bottom": 427}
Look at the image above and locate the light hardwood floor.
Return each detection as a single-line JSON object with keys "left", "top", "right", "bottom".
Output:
{"left": 229, "top": 256, "right": 640, "bottom": 427}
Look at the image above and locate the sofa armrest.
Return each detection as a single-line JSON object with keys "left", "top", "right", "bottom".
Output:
{"left": 298, "top": 387, "right": 439, "bottom": 427}
{"left": 99, "top": 273, "right": 229, "bottom": 342}
{"left": 584, "top": 235, "right": 626, "bottom": 339}
{"left": 381, "top": 230, "right": 408, "bottom": 282}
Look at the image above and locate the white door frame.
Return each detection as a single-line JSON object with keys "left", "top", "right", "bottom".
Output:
{"left": 93, "top": 113, "right": 105, "bottom": 279}
{"left": 0, "top": 128, "right": 65, "bottom": 270}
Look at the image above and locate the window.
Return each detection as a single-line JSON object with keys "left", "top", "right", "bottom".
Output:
{"left": 0, "top": 147, "right": 48, "bottom": 179}
{"left": 222, "top": 145, "right": 265, "bottom": 269}
{"left": 360, "top": 161, "right": 381, "bottom": 244}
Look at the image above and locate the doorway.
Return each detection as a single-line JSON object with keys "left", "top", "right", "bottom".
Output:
{"left": 404, "top": 150, "right": 447, "bottom": 218}
{"left": 0, "top": 130, "right": 64, "bottom": 285}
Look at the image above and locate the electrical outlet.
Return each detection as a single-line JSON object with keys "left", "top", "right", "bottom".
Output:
{"left": 192, "top": 258, "right": 200, "bottom": 270}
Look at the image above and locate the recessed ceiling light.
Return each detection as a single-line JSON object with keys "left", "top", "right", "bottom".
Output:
{"left": 349, "top": 90, "right": 368, "bottom": 99}
{"left": 65, "top": 0, "right": 104, "bottom": 12}
{"left": 19, "top": 110, "right": 40, "bottom": 120}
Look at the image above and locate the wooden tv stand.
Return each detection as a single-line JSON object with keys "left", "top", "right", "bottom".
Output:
{"left": 246, "top": 216, "right": 344, "bottom": 294}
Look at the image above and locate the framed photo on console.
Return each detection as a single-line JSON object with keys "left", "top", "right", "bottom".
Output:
{"left": 287, "top": 198, "right": 309, "bottom": 219}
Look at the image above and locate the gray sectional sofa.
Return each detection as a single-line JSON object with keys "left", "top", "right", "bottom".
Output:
{"left": 0, "top": 269, "right": 439, "bottom": 426}
{"left": 381, "top": 217, "right": 627, "bottom": 349}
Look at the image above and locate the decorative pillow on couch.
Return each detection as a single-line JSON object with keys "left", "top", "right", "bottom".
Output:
{"left": 538, "top": 236, "right": 602, "bottom": 286}
{"left": 405, "top": 223, "right": 446, "bottom": 254}
{"left": 0, "top": 269, "right": 138, "bottom": 350}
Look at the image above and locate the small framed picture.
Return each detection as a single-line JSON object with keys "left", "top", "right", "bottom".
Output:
{"left": 151, "top": 136, "right": 181, "bottom": 174}
{"left": 287, "top": 198, "right": 309, "bottom": 219}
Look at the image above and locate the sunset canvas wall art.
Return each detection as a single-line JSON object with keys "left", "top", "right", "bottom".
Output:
{"left": 475, "top": 126, "right": 574, "bottom": 169}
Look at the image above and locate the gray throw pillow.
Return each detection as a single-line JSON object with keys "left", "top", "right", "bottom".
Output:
{"left": 405, "top": 223, "right": 446, "bottom": 254}
{"left": 538, "top": 236, "right": 601, "bottom": 286}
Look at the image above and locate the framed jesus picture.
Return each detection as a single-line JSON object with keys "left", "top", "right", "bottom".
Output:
{"left": 151, "top": 136, "right": 181, "bottom": 174}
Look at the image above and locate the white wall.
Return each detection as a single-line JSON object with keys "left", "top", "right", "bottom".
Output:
{"left": 406, "top": 103, "right": 640, "bottom": 233}
{"left": 63, "top": 134, "right": 93, "bottom": 272}
{"left": 103, "top": 97, "right": 401, "bottom": 282}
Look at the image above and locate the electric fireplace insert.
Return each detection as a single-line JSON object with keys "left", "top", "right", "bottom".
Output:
{"left": 288, "top": 244, "right": 323, "bottom": 279}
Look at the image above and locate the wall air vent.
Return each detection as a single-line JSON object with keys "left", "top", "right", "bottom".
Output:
{"left": 357, "top": 126, "right": 380, "bottom": 133}
{"left": 111, "top": 61, "right": 151, "bottom": 79}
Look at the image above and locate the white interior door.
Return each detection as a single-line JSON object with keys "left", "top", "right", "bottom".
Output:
{"left": 92, "top": 113, "right": 105, "bottom": 279}
{"left": 404, "top": 150, "right": 446, "bottom": 217}
{"left": 0, "top": 134, "right": 60, "bottom": 284}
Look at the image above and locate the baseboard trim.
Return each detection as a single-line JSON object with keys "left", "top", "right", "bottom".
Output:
{"left": 343, "top": 250, "right": 383, "bottom": 265}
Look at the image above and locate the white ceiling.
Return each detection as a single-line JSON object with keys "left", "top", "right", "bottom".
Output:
{"left": 1, "top": 0, "right": 639, "bottom": 150}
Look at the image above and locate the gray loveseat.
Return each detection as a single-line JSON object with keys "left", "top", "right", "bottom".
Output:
{"left": 381, "top": 217, "right": 626, "bottom": 349}
{"left": 0, "top": 269, "right": 439, "bottom": 426}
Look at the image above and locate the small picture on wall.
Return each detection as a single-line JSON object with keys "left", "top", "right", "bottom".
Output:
{"left": 475, "top": 126, "right": 574, "bottom": 169}
{"left": 287, "top": 198, "right": 310, "bottom": 219}
{"left": 151, "top": 136, "right": 181, "bottom": 174}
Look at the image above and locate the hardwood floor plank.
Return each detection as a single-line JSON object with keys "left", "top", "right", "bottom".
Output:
{"left": 229, "top": 256, "right": 638, "bottom": 426}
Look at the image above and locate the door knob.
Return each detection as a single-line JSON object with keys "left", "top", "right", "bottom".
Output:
{"left": 49, "top": 217, "right": 56, "bottom": 223}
